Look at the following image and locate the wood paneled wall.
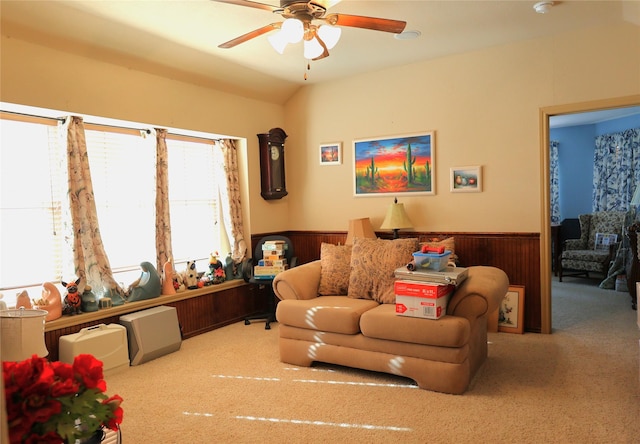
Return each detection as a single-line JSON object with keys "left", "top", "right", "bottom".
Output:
{"left": 252, "top": 231, "right": 541, "bottom": 332}
{"left": 45, "top": 284, "right": 268, "bottom": 361}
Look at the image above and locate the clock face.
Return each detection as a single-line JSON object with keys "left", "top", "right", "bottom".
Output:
{"left": 270, "top": 146, "right": 280, "bottom": 161}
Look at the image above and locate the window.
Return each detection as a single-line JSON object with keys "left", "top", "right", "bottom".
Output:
{"left": 84, "top": 127, "right": 157, "bottom": 285}
{"left": 0, "top": 108, "right": 229, "bottom": 307}
{"left": 0, "top": 117, "right": 67, "bottom": 306}
{"left": 166, "top": 138, "right": 222, "bottom": 266}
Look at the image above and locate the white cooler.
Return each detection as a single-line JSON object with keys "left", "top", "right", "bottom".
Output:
{"left": 59, "top": 323, "right": 129, "bottom": 373}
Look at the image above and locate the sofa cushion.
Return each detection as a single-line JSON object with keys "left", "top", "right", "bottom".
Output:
{"left": 359, "top": 304, "right": 470, "bottom": 348}
{"left": 348, "top": 237, "right": 418, "bottom": 304}
{"left": 318, "top": 243, "right": 352, "bottom": 296}
{"left": 420, "top": 236, "right": 458, "bottom": 265}
{"left": 275, "top": 296, "right": 380, "bottom": 335}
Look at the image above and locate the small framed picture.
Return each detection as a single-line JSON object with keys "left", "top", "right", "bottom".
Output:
{"left": 319, "top": 142, "right": 342, "bottom": 165}
{"left": 499, "top": 285, "right": 524, "bottom": 334}
{"left": 450, "top": 166, "right": 482, "bottom": 193}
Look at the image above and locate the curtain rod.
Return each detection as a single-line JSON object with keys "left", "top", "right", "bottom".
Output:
{"left": 0, "top": 109, "right": 227, "bottom": 142}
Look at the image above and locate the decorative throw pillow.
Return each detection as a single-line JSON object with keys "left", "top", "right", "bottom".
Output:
{"left": 420, "top": 236, "right": 458, "bottom": 265}
{"left": 348, "top": 237, "right": 418, "bottom": 304}
{"left": 318, "top": 243, "right": 353, "bottom": 296}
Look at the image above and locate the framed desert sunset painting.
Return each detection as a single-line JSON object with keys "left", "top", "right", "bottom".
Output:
{"left": 353, "top": 131, "right": 435, "bottom": 196}
{"left": 319, "top": 142, "right": 342, "bottom": 165}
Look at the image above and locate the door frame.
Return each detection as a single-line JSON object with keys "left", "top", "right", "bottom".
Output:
{"left": 539, "top": 94, "right": 640, "bottom": 333}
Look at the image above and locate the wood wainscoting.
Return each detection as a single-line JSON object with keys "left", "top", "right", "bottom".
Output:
{"left": 252, "top": 231, "right": 541, "bottom": 333}
{"left": 44, "top": 282, "right": 268, "bottom": 361}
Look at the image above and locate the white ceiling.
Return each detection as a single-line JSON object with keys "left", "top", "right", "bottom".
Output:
{"left": 1, "top": 0, "right": 639, "bottom": 106}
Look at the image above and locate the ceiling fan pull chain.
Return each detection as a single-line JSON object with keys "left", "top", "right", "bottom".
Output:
{"left": 304, "top": 61, "right": 311, "bottom": 81}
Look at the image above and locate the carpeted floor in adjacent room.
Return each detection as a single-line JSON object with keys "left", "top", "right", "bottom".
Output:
{"left": 105, "top": 277, "right": 640, "bottom": 443}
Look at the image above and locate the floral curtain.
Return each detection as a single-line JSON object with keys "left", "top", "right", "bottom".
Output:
{"left": 218, "top": 139, "right": 248, "bottom": 264}
{"left": 155, "top": 128, "right": 173, "bottom": 274}
{"left": 550, "top": 140, "right": 560, "bottom": 224}
{"left": 64, "top": 116, "right": 120, "bottom": 295}
{"left": 593, "top": 128, "right": 640, "bottom": 212}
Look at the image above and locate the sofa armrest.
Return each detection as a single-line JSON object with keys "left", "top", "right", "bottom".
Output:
{"left": 273, "top": 260, "right": 321, "bottom": 301}
{"left": 447, "top": 266, "right": 509, "bottom": 322}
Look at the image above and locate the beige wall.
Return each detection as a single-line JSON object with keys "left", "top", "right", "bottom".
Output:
{"left": 2, "top": 22, "right": 639, "bottom": 240}
{"left": 284, "top": 22, "right": 640, "bottom": 234}
{"left": 0, "top": 35, "right": 290, "bottom": 241}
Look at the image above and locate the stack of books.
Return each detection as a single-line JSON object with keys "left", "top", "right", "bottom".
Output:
{"left": 253, "top": 240, "right": 289, "bottom": 280}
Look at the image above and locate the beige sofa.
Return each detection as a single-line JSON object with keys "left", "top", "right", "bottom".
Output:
{"left": 272, "top": 239, "right": 509, "bottom": 394}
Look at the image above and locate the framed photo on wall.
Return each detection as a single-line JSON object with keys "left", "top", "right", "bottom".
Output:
{"left": 319, "top": 142, "right": 342, "bottom": 165}
{"left": 450, "top": 165, "right": 482, "bottom": 193}
{"left": 353, "top": 131, "right": 435, "bottom": 196}
{"left": 498, "top": 285, "right": 524, "bottom": 334}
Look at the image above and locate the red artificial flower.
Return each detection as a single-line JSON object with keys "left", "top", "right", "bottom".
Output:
{"left": 103, "top": 394, "right": 124, "bottom": 430}
{"left": 72, "top": 354, "right": 106, "bottom": 391}
{"left": 215, "top": 267, "right": 225, "bottom": 277}
{"left": 3, "top": 354, "right": 123, "bottom": 444}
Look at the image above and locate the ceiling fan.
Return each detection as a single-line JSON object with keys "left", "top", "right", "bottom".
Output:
{"left": 212, "top": 0, "right": 407, "bottom": 61}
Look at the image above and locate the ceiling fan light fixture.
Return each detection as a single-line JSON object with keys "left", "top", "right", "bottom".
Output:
{"left": 281, "top": 18, "right": 304, "bottom": 44}
{"left": 303, "top": 36, "right": 324, "bottom": 60}
{"left": 317, "top": 24, "right": 341, "bottom": 50}
{"left": 533, "top": 1, "right": 554, "bottom": 14}
{"left": 268, "top": 32, "right": 289, "bottom": 54}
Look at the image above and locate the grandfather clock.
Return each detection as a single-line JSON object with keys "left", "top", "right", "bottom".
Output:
{"left": 258, "top": 127, "right": 288, "bottom": 200}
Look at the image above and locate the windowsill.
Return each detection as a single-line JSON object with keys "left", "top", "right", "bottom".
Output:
{"left": 44, "top": 279, "right": 247, "bottom": 332}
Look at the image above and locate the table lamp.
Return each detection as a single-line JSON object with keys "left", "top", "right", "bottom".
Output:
{"left": 345, "top": 217, "right": 377, "bottom": 245}
{"left": 0, "top": 308, "right": 49, "bottom": 362}
{"left": 380, "top": 197, "right": 414, "bottom": 239}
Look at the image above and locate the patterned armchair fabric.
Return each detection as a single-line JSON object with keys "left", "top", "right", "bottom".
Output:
{"left": 559, "top": 211, "right": 626, "bottom": 281}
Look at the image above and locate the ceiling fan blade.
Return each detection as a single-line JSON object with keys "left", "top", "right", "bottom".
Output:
{"left": 218, "top": 23, "right": 280, "bottom": 49}
{"left": 210, "top": 0, "right": 279, "bottom": 13}
{"left": 325, "top": 13, "right": 406, "bottom": 34}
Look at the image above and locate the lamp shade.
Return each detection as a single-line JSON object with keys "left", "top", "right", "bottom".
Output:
{"left": 267, "top": 32, "right": 289, "bottom": 54}
{"left": 380, "top": 198, "right": 413, "bottom": 239}
{"left": 380, "top": 199, "right": 413, "bottom": 231}
{"left": 303, "top": 36, "right": 324, "bottom": 60}
{"left": 345, "top": 217, "right": 377, "bottom": 245}
{"left": 0, "top": 308, "right": 49, "bottom": 362}
{"left": 317, "top": 24, "right": 341, "bottom": 49}
{"left": 281, "top": 18, "right": 304, "bottom": 44}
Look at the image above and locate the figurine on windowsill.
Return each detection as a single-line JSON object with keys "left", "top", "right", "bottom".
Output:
{"left": 62, "top": 278, "right": 82, "bottom": 315}
{"left": 127, "top": 261, "right": 161, "bottom": 302}
{"left": 162, "top": 258, "right": 177, "bottom": 295}
{"left": 81, "top": 285, "right": 99, "bottom": 312}
{"left": 205, "top": 252, "right": 226, "bottom": 285}
{"left": 15, "top": 290, "right": 32, "bottom": 309}
{"left": 33, "top": 282, "right": 62, "bottom": 321}
{"left": 104, "top": 283, "right": 126, "bottom": 306}
{"left": 182, "top": 260, "right": 199, "bottom": 290}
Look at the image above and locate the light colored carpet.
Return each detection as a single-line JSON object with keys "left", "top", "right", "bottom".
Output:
{"left": 105, "top": 278, "right": 640, "bottom": 443}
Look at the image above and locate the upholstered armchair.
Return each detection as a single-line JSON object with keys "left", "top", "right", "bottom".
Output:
{"left": 559, "top": 211, "right": 626, "bottom": 282}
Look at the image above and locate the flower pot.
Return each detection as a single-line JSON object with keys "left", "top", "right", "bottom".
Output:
{"left": 74, "top": 429, "right": 104, "bottom": 444}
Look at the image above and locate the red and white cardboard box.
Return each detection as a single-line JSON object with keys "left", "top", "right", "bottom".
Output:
{"left": 394, "top": 280, "right": 454, "bottom": 319}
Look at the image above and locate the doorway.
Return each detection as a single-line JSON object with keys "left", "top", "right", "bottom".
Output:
{"left": 540, "top": 95, "right": 640, "bottom": 333}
